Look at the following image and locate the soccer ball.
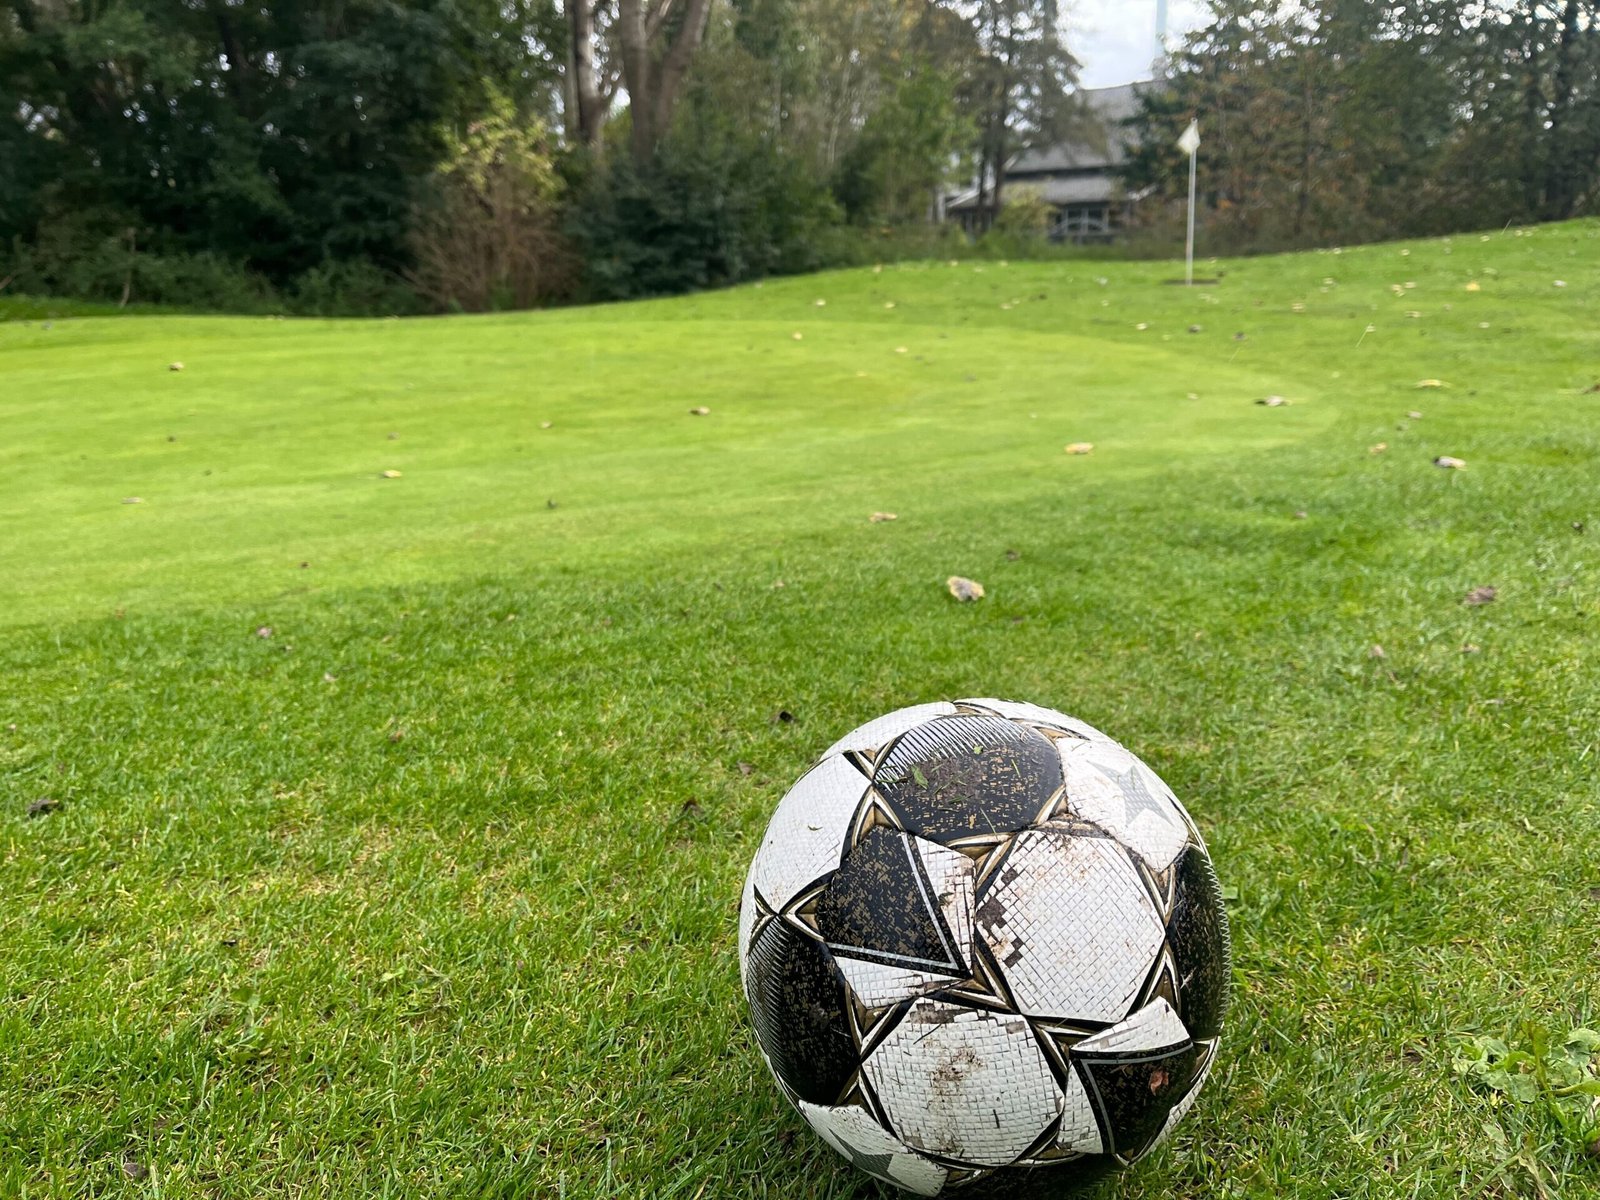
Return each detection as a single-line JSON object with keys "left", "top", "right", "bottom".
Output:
{"left": 739, "top": 699, "right": 1230, "bottom": 1196}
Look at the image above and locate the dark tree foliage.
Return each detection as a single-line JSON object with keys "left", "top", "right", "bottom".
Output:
{"left": 0, "top": 0, "right": 561, "bottom": 296}
{"left": 1122, "top": 0, "right": 1600, "bottom": 250}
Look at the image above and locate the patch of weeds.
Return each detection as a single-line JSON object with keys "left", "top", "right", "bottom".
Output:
{"left": 1453, "top": 1026, "right": 1600, "bottom": 1152}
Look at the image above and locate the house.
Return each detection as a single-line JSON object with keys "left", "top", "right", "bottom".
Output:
{"left": 944, "top": 82, "right": 1148, "bottom": 242}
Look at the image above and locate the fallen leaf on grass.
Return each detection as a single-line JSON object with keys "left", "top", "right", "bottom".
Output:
{"left": 26, "top": 798, "right": 60, "bottom": 818}
{"left": 255, "top": 626, "right": 273, "bottom": 638}
{"left": 1463, "top": 586, "right": 1498, "bottom": 606}
{"left": 380, "top": 469, "right": 402, "bottom": 478}
{"left": 1465, "top": 281, "right": 1481, "bottom": 292}
{"left": 869, "top": 512, "right": 898, "bottom": 523}
{"left": 1553, "top": 280, "right": 1567, "bottom": 288}
{"left": 689, "top": 406, "right": 710, "bottom": 416}
{"left": 1369, "top": 644, "right": 1386, "bottom": 659}
{"left": 1005, "top": 549, "right": 1021, "bottom": 560}
{"left": 947, "top": 576, "right": 985, "bottom": 602}
{"left": 1255, "top": 395, "right": 1288, "bottom": 407}
{"left": 894, "top": 346, "right": 908, "bottom": 354}
{"left": 1433, "top": 455, "right": 1467, "bottom": 470}
{"left": 1408, "top": 410, "right": 1423, "bottom": 419}
{"left": 1134, "top": 322, "right": 1149, "bottom": 331}
{"left": 1293, "top": 510, "right": 1308, "bottom": 519}
{"left": 121, "top": 496, "right": 143, "bottom": 504}
{"left": 814, "top": 299, "right": 826, "bottom": 307}
{"left": 883, "top": 302, "right": 896, "bottom": 310}
{"left": 1369, "top": 443, "right": 1389, "bottom": 454}
{"left": 1415, "top": 379, "right": 1445, "bottom": 389}
{"left": 737, "top": 761, "right": 754, "bottom": 777}
{"left": 1461, "top": 643, "right": 1481, "bottom": 654}
{"left": 791, "top": 332, "right": 803, "bottom": 341}
{"left": 1064, "top": 442, "right": 1094, "bottom": 455}
{"left": 540, "top": 421, "right": 553, "bottom": 429}
{"left": 168, "top": 362, "right": 184, "bottom": 372}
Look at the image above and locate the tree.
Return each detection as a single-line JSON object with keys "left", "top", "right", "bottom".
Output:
{"left": 953, "top": 0, "right": 1081, "bottom": 217}
{"left": 409, "top": 90, "right": 574, "bottom": 311}
{"left": 0, "top": 0, "right": 561, "bottom": 292}
{"left": 563, "top": 0, "right": 714, "bottom": 162}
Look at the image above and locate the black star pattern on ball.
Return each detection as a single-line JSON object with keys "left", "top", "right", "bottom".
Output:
{"left": 1108, "top": 764, "right": 1179, "bottom": 829}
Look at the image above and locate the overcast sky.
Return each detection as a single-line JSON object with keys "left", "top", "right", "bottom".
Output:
{"left": 1065, "top": 0, "right": 1209, "bottom": 89}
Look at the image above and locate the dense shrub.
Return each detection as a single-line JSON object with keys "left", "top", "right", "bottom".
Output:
{"left": 568, "top": 94, "right": 840, "bottom": 301}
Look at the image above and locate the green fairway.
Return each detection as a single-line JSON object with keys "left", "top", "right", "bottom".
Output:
{"left": 3, "top": 224, "right": 1598, "bottom": 1198}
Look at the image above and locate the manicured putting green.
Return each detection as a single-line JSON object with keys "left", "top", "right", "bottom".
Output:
{"left": 1, "top": 224, "right": 1596, "bottom": 1198}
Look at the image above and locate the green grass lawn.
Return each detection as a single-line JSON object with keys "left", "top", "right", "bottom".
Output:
{"left": 2, "top": 223, "right": 1598, "bottom": 1199}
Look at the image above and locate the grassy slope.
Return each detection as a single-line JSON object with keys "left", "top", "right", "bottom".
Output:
{"left": 1, "top": 224, "right": 1597, "bottom": 1198}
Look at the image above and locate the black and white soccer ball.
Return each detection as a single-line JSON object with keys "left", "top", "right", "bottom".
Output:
{"left": 739, "top": 699, "right": 1230, "bottom": 1196}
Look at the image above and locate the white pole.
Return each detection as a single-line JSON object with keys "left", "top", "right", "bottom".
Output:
{"left": 1185, "top": 143, "right": 1196, "bottom": 286}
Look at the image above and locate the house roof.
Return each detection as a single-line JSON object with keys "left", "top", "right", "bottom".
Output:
{"left": 1008, "top": 82, "right": 1146, "bottom": 175}
{"left": 944, "top": 174, "right": 1124, "bottom": 211}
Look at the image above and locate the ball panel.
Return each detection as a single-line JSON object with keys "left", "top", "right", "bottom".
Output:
{"left": 863, "top": 998, "right": 1063, "bottom": 1168}
{"left": 798, "top": 1100, "right": 949, "bottom": 1196}
{"left": 1074, "top": 1039, "right": 1203, "bottom": 1163}
{"left": 823, "top": 702, "right": 959, "bottom": 759}
{"left": 816, "top": 828, "right": 960, "bottom": 971}
{"left": 745, "top": 919, "right": 858, "bottom": 1105}
{"left": 1072, "top": 996, "right": 1189, "bottom": 1056}
{"left": 1059, "top": 740, "right": 1190, "bottom": 872}
{"left": 1166, "top": 846, "right": 1231, "bottom": 1040}
{"left": 835, "top": 957, "right": 962, "bottom": 1010}
{"left": 1151, "top": 1037, "right": 1218, "bottom": 1154}
{"left": 1069, "top": 998, "right": 1200, "bottom": 1162}
{"left": 957, "top": 698, "right": 1112, "bottom": 744}
{"left": 875, "top": 716, "right": 1061, "bottom": 844}
{"left": 1054, "top": 1063, "right": 1104, "bottom": 1156}
{"left": 978, "top": 831, "right": 1165, "bottom": 1023}
{"left": 751, "top": 754, "right": 870, "bottom": 913}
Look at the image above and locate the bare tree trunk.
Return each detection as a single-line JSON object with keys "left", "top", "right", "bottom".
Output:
{"left": 619, "top": 0, "right": 712, "bottom": 164}
{"left": 650, "top": 0, "right": 711, "bottom": 144}
{"left": 566, "top": 0, "right": 606, "bottom": 150}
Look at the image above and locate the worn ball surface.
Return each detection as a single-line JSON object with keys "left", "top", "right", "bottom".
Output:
{"left": 739, "top": 699, "right": 1231, "bottom": 1196}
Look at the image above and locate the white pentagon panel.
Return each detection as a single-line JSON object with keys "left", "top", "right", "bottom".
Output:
{"left": 911, "top": 837, "right": 977, "bottom": 970}
{"left": 822, "top": 702, "right": 958, "bottom": 759}
{"left": 751, "top": 755, "right": 870, "bottom": 911}
{"left": 1074, "top": 997, "right": 1189, "bottom": 1056}
{"left": 1059, "top": 739, "right": 1191, "bottom": 872}
{"left": 958, "top": 697, "right": 1114, "bottom": 743}
{"left": 798, "top": 1101, "right": 949, "bottom": 1196}
{"left": 863, "top": 998, "right": 1063, "bottom": 1167}
{"left": 979, "top": 830, "right": 1165, "bottom": 1023}
{"left": 836, "top": 957, "right": 960, "bottom": 1010}
{"left": 1055, "top": 1065, "right": 1104, "bottom": 1155}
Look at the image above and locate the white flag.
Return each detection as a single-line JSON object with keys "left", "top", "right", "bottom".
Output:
{"left": 1177, "top": 120, "right": 1200, "bottom": 155}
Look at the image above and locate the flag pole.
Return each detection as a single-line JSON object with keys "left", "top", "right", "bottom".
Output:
{"left": 1185, "top": 141, "right": 1196, "bottom": 285}
{"left": 1178, "top": 119, "right": 1200, "bottom": 286}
